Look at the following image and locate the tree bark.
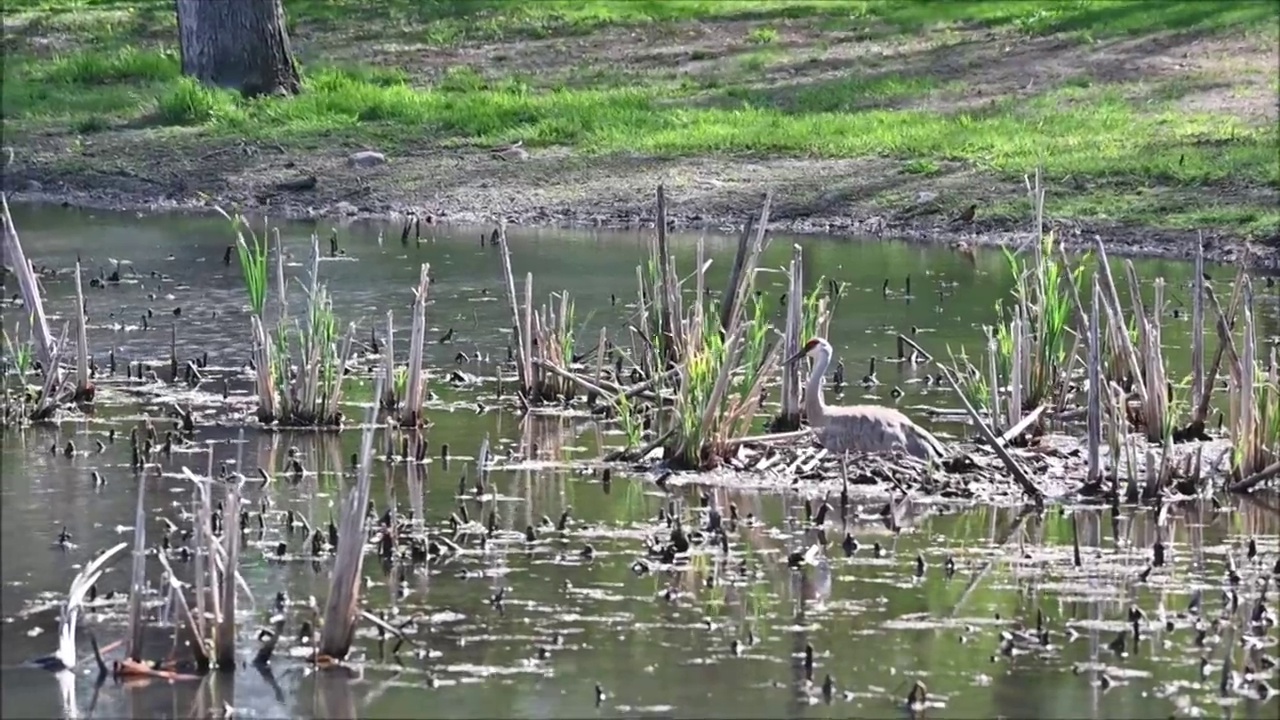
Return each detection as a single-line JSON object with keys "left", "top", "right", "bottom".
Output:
{"left": 175, "top": 0, "right": 301, "bottom": 98}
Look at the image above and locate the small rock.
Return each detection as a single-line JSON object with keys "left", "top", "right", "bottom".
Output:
{"left": 25, "top": 179, "right": 44, "bottom": 193}
{"left": 347, "top": 150, "right": 386, "bottom": 168}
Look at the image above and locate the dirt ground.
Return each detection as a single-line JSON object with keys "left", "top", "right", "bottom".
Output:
{"left": 4, "top": 15, "right": 1278, "bottom": 266}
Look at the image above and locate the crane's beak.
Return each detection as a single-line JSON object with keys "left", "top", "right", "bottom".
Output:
{"left": 783, "top": 349, "right": 808, "bottom": 366}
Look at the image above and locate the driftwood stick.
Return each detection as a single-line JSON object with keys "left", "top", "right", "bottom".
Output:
{"left": 724, "top": 428, "right": 815, "bottom": 449}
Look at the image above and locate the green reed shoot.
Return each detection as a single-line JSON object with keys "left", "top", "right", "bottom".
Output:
{"left": 392, "top": 365, "right": 409, "bottom": 406}
{"left": 995, "top": 232, "right": 1085, "bottom": 409}
{"left": 530, "top": 290, "right": 579, "bottom": 401}
{"left": 800, "top": 276, "right": 845, "bottom": 342}
{"left": 227, "top": 212, "right": 270, "bottom": 317}
{"left": 559, "top": 295, "right": 577, "bottom": 369}
{"left": 612, "top": 391, "right": 642, "bottom": 449}
{"left": 669, "top": 288, "right": 774, "bottom": 468}
{"left": 946, "top": 343, "right": 992, "bottom": 415}
{"left": 2, "top": 322, "right": 33, "bottom": 379}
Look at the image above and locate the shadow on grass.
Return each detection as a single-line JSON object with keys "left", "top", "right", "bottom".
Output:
{"left": 746, "top": 26, "right": 1268, "bottom": 114}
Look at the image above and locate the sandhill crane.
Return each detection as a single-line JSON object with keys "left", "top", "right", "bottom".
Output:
{"left": 786, "top": 337, "right": 946, "bottom": 462}
{"left": 28, "top": 542, "right": 128, "bottom": 671}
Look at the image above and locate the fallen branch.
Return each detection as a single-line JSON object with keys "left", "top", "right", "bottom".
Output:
{"left": 998, "top": 405, "right": 1046, "bottom": 448}
{"left": 724, "top": 428, "right": 814, "bottom": 449}
{"left": 899, "top": 335, "right": 1044, "bottom": 505}
{"left": 531, "top": 359, "right": 614, "bottom": 401}
{"left": 1229, "top": 459, "right": 1280, "bottom": 494}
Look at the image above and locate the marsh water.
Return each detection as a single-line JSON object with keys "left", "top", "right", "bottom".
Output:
{"left": 1, "top": 204, "right": 1277, "bottom": 719}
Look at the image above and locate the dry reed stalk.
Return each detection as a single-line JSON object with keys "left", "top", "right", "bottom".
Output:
{"left": 402, "top": 264, "right": 431, "bottom": 425}
{"left": 593, "top": 328, "right": 607, "bottom": 389}
{"left": 495, "top": 232, "right": 528, "bottom": 390}
{"left": 633, "top": 265, "right": 654, "bottom": 377}
{"left": 169, "top": 323, "right": 179, "bottom": 381}
{"left": 1141, "top": 278, "right": 1169, "bottom": 441}
{"left": 126, "top": 470, "right": 148, "bottom": 662}
{"left": 154, "top": 551, "right": 206, "bottom": 668}
{"left": 72, "top": 261, "right": 91, "bottom": 400}
{"left": 1087, "top": 276, "right": 1102, "bottom": 483}
{"left": 215, "top": 483, "right": 240, "bottom": 667}
{"left": 1192, "top": 267, "right": 1247, "bottom": 426}
{"left": 725, "top": 196, "right": 772, "bottom": 336}
{"left": 523, "top": 273, "right": 534, "bottom": 399}
{"left": 250, "top": 316, "right": 276, "bottom": 422}
{"left": 653, "top": 186, "right": 680, "bottom": 365}
{"left": 1108, "top": 383, "right": 1123, "bottom": 495}
{"left": 274, "top": 228, "right": 286, "bottom": 320}
{"left": 1120, "top": 263, "right": 1167, "bottom": 440}
{"left": 719, "top": 210, "right": 760, "bottom": 333}
{"left": 274, "top": 235, "right": 356, "bottom": 426}
{"left": 382, "top": 311, "right": 396, "bottom": 408}
{"left": 693, "top": 238, "right": 706, "bottom": 347}
{"left": 407, "top": 460, "right": 425, "bottom": 532}
{"left": 1227, "top": 280, "right": 1275, "bottom": 483}
{"left": 0, "top": 195, "right": 56, "bottom": 369}
{"left": 1093, "top": 241, "right": 1148, "bottom": 408}
{"left": 986, "top": 330, "right": 1002, "bottom": 423}
{"left": 31, "top": 327, "right": 70, "bottom": 421}
{"left": 1191, "top": 238, "right": 1206, "bottom": 410}
{"left": 191, "top": 451, "right": 212, "bottom": 669}
{"left": 778, "top": 244, "right": 804, "bottom": 430}
{"left": 689, "top": 208, "right": 775, "bottom": 456}
{"left": 318, "top": 373, "right": 383, "bottom": 660}
{"left": 1009, "top": 309, "right": 1024, "bottom": 429}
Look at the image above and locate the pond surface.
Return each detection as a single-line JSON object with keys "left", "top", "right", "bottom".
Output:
{"left": 1, "top": 205, "right": 1277, "bottom": 719}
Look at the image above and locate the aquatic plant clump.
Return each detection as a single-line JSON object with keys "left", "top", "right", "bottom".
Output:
{"left": 222, "top": 210, "right": 355, "bottom": 428}
{"left": 1, "top": 194, "right": 83, "bottom": 425}
{"left": 668, "top": 292, "right": 780, "bottom": 468}
{"left": 640, "top": 189, "right": 783, "bottom": 469}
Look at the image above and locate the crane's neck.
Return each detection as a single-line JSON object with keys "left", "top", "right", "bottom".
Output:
{"left": 805, "top": 346, "right": 830, "bottom": 424}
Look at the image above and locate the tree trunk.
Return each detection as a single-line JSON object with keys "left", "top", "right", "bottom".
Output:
{"left": 175, "top": 0, "right": 301, "bottom": 98}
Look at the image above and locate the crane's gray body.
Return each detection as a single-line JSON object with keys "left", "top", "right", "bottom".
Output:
{"left": 809, "top": 402, "right": 945, "bottom": 461}
{"left": 793, "top": 338, "right": 945, "bottom": 462}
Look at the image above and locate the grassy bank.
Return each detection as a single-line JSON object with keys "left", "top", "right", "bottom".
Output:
{"left": 3, "top": 0, "right": 1278, "bottom": 238}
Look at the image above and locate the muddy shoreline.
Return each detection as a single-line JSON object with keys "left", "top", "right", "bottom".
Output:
{"left": 5, "top": 152, "right": 1278, "bottom": 269}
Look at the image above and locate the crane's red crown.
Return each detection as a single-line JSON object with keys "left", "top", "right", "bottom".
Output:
{"left": 801, "top": 338, "right": 823, "bottom": 353}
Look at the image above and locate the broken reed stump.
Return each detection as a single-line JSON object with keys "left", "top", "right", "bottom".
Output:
{"left": 215, "top": 483, "right": 241, "bottom": 668}
{"left": 318, "top": 372, "right": 383, "bottom": 661}
{"left": 400, "top": 264, "right": 431, "bottom": 427}
{"left": 72, "top": 260, "right": 93, "bottom": 402}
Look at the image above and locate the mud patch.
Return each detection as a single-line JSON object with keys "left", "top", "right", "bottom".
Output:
{"left": 6, "top": 135, "right": 1277, "bottom": 269}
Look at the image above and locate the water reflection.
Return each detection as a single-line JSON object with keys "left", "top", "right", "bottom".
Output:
{"left": 1, "top": 206, "right": 1278, "bottom": 719}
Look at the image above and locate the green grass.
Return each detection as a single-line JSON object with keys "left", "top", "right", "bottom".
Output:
{"left": 2, "top": 0, "right": 1278, "bottom": 235}
{"left": 7, "top": 0, "right": 1274, "bottom": 46}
